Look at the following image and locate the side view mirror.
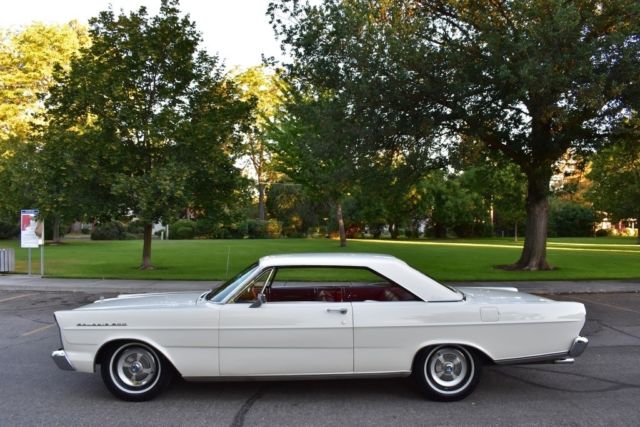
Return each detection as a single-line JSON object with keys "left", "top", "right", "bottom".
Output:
{"left": 250, "top": 293, "right": 266, "bottom": 308}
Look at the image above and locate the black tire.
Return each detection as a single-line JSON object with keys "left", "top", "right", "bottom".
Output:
{"left": 413, "top": 345, "right": 481, "bottom": 401}
{"left": 100, "top": 342, "right": 172, "bottom": 401}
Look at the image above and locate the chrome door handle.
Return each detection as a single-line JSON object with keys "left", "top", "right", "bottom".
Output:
{"left": 326, "top": 308, "right": 348, "bottom": 314}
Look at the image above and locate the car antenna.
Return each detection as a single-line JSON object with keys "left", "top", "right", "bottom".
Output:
{"left": 225, "top": 246, "right": 231, "bottom": 280}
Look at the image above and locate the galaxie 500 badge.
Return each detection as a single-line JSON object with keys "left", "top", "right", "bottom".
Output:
{"left": 76, "top": 322, "right": 127, "bottom": 327}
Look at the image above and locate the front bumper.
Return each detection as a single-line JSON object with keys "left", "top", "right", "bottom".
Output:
{"left": 568, "top": 336, "right": 589, "bottom": 357}
{"left": 51, "top": 349, "right": 75, "bottom": 371}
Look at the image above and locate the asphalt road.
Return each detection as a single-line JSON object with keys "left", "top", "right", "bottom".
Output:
{"left": 0, "top": 291, "right": 638, "bottom": 426}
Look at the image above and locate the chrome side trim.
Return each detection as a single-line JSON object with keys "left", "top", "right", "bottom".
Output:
{"left": 51, "top": 349, "right": 75, "bottom": 371}
{"left": 183, "top": 371, "right": 411, "bottom": 382}
{"left": 569, "top": 336, "right": 589, "bottom": 357}
{"left": 554, "top": 357, "right": 575, "bottom": 364}
{"left": 494, "top": 352, "right": 568, "bottom": 365}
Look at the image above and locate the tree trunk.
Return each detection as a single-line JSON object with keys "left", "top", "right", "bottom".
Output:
{"left": 52, "top": 216, "right": 61, "bottom": 244}
{"left": 434, "top": 222, "right": 446, "bottom": 238}
{"left": 389, "top": 223, "right": 399, "bottom": 239}
{"left": 512, "top": 166, "right": 553, "bottom": 270}
{"left": 336, "top": 202, "right": 346, "bottom": 247}
{"left": 514, "top": 222, "right": 518, "bottom": 242}
{"left": 258, "top": 182, "right": 266, "bottom": 221}
{"left": 141, "top": 223, "right": 154, "bottom": 269}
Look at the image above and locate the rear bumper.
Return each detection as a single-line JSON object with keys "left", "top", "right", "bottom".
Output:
{"left": 51, "top": 349, "right": 75, "bottom": 371}
{"left": 568, "top": 336, "right": 589, "bottom": 357}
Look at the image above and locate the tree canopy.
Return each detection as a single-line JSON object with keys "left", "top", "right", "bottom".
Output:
{"left": 270, "top": 0, "right": 640, "bottom": 267}
{"left": 45, "top": 0, "right": 250, "bottom": 267}
{"left": 588, "top": 118, "right": 640, "bottom": 239}
{"left": 235, "top": 66, "right": 284, "bottom": 220}
{"left": 0, "top": 22, "right": 89, "bottom": 225}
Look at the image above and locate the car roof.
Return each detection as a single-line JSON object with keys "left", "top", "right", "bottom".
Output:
{"left": 258, "top": 252, "right": 405, "bottom": 268}
{"left": 256, "top": 252, "right": 460, "bottom": 302}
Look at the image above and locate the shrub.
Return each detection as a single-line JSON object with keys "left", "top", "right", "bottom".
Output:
{"left": 548, "top": 200, "right": 597, "bottom": 237}
{"left": 42, "top": 219, "right": 66, "bottom": 241}
{"left": 266, "top": 219, "right": 282, "bottom": 238}
{"left": 126, "top": 221, "right": 145, "bottom": 236}
{"left": 595, "top": 228, "right": 611, "bottom": 237}
{"left": 246, "top": 219, "right": 268, "bottom": 238}
{"left": 0, "top": 221, "right": 19, "bottom": 239}
{"left": 283, "top": 224, "right": 304, "bottom": 238}
{"left": 91, "top": 221, "right": 126, "bottom": 240}
{"left": 169, "top": 219, "right": 196, "bottom": 240}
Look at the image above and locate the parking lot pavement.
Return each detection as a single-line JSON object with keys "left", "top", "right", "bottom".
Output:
{"left": 0, "top": 291, "right": 638, "bottom": 426}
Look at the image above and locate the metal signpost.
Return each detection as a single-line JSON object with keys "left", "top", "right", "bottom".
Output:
{"left": 20, "top": 209, "right": 45, "bottom": 276}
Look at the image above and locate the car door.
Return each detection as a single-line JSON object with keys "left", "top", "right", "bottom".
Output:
{"left": 218, "top": 268, "right": 353, "bottom": 376}
{"left": 347, "top": 280, "right": 426, "bottom": 373}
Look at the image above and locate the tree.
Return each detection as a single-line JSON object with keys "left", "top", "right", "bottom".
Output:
{"left": 0, "top": 22, "right": 89, "bottom": 142}
{"left": 46, "top": 0, "right": 249, "bottom": 268}
{"left": 269, "top": 0, "right": 640, "bottom": 270}
{"left": 0, "top": 22, "right": 89, "bottom": 225}
{"left": 587, "top": 123, "right": 640, "bottom": 242}
{"left": 270, "top": 89, "right": 358, "bottom": 246}
{"left": 418, "top": 170, "right": 488, "bottom": 238}
{"left": 235, "top": 66, "right": 284, "bottom": 220}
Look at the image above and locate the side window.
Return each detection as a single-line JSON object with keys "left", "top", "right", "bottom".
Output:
{"left": 345, "top": 281, "right": 419, "bottom": 302}
{"left": 265, "top": 266, "right": 419, "bottom": 303}
{"left": 234, "top": 268, "right": 273, "bottom": 303}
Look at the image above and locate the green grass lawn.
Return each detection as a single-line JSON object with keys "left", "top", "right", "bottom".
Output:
{"left": 0, "top": 236, "right": 638, "bottom": 281}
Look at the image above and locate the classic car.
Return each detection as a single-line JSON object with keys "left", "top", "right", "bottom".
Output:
{"left": 51, "top": 253, "right": 588, "bottom": 401}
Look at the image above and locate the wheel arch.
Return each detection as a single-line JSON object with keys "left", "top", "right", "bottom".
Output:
{"left": 411, "top": 342, "right": 494, "bottom": 373}
{"left": 94, "top": 338, "right": 180, "bottom": 376}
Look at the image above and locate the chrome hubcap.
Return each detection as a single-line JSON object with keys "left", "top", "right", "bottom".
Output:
{"left": 115, "top": 346, "right": 157, "bottom": 388}
{"left": 429, "top": 348, "right": 468, "bottom": 388}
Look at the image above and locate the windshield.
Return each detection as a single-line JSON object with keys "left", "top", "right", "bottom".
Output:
{"left": 206, "top": 262, "right": 259, "bottom": 302}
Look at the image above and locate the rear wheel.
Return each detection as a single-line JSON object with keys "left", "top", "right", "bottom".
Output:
{"left": 413, "top": 345, "right": 481, "bottom": 401}
{"left": 101, "top": 342, "right": 172, "bottom": 401}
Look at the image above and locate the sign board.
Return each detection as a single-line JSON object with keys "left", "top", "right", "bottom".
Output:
{"left": 20, "top": 209, "right": 44, "bottom": 248}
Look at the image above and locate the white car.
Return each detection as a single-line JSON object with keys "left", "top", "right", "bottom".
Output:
{"left": 52, "top": 253, "right": 588, "bottom": 401}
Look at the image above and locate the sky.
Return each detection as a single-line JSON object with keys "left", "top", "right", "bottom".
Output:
{"left": 0, "top": 0, "right": 282, "bottom": 70}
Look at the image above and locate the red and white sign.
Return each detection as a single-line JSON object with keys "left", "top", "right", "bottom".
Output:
{"left": 20, "top": 209, "right": 44, "bottom": 248}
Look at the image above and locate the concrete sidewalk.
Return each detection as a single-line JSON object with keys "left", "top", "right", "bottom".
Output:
{"left": 1, "top": 273, "right": 639, "bottom": 295}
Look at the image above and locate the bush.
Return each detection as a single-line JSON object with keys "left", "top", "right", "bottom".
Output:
{"left": 548, "top": 200, "right": 597, "bottom": 237}
{"left": 91, "top": 221, "right": 126, "bottom": 240}
{"left": 266, "top": 219, "right": 282, "bottom": 238}
{"left": 595, "top": 228, "right": 611, "bottom": 237}
{"left": 126, "top": 221, "right": 145, "bottom": 236}
{"left": 283, "top": 224, "right": 304, "bottom": 238}
{"left": 169, "top": 219, "right": 196, "bottom": 240}
{"left": 0, "top": 220, "right": 19, "bottom": 239}
{"left": 246, "top": 219, "right": 268, "bottom": 238}
{"left": 224, "top": 222, "right": 247, "bottom": 239}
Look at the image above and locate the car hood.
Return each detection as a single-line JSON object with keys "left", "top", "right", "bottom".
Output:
{"left": 75, "top": 291, "right": 207, "bottom": 311}
{"left": 454, "top": 286, "right": 552, "bottom": 304}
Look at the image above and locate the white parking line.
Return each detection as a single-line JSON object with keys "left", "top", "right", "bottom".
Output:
{"left": 0, "top": 293, "right": 38, "bottom": 304}
{"left": 21, "top": 324, "right": 55, "bottom": 337}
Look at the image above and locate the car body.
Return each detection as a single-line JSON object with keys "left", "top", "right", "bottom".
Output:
{"left": 52, "top": 253, "right": 588, "bottom": 401}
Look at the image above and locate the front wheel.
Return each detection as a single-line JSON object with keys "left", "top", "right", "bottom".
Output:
{"left": 413, "top": 345, "right": 481, "bottom": 401}
{"left": 101, "top": 342, "right": 172, "bottom": 401}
